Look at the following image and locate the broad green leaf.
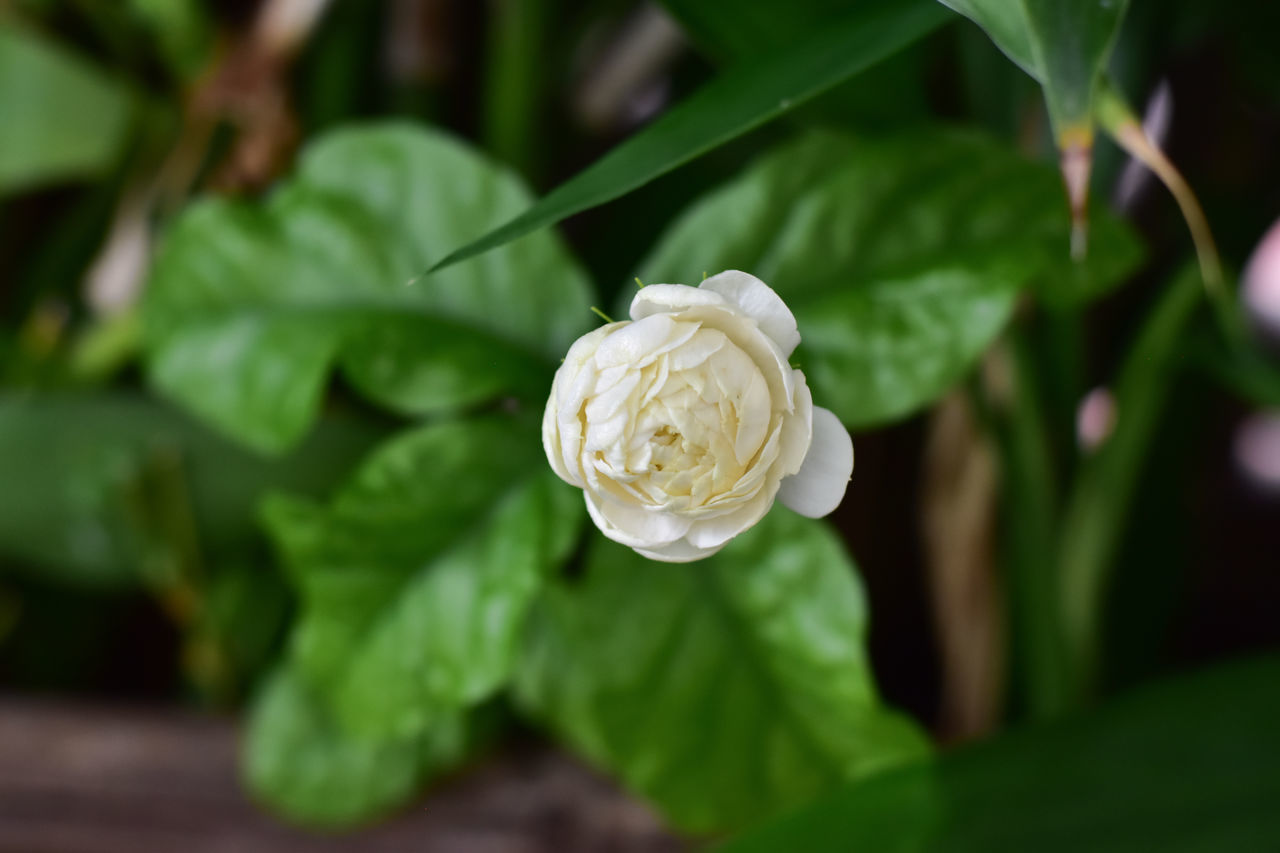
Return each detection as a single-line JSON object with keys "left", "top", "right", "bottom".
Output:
{"left": 144, "top": 123, "right": 592, "bottom": 453}
{"left": 263, "top": 416, "right": 583, "bottom": 739}
{"left": 0, "top": 393, "right": 380, "bottom": 587}
{"left": 938, "top": 0, "right": 1129, "bottom": 134}
{"left": 723, "top": 655, "right": 1280, "bottom": 851}
{"left": 429, "top": 0, "right": 948, "bottom": 273}
{"left": 244, "top": 667, "right": 473, "bottom": 828}
{"left": 0, "top": 24, "right": 134, "bottom": 193}
{"left": 634, "top": 130, "right": 1141, "bottom": 428}
{"left": 516, "top": 507, "right": 928, "bottom": 834}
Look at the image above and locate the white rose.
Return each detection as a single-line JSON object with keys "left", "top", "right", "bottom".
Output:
{"left": 542, "top": 270, "right": 854, "bottom": 562}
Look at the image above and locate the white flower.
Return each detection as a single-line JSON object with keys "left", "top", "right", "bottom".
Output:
{"left": 542, "top": 270, "right": 854, "bottom": 562}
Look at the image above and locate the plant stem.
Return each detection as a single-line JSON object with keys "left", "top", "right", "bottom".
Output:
{"left": 1056, "top": 266, "right": 1202, "bottom": 706}
{"left": 483, "top": 0, "right": 549, "bottom": 179}
{"left": 993, "top": 332, "right": 1071, "bottom": 720}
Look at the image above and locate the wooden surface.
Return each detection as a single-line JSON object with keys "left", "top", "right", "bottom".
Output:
{"left": 0, "top": 701, "right": 683, "bottom": 852}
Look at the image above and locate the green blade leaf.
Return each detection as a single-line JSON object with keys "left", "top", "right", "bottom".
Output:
{"left": 516, "top": 507, "right": 928, "bottom": 834}
{"left": 0, "top": 23, "right": 134, "bottom": 194}
{"left": 244, "top": 667, "right": 476, "bottom": 828}
{"left": 144, "top": 123, "right": 592, "bottom": 453}
{"left": 661, "top": 0, "right": 864, "bottom": 60}
{"left": 722, "top": 656, "right": 1280, "bottom": 851}
{"left": 632, "top": 130, "right": 1141, "bottom": 428}
{"left": 428, "top": 0, "right": 948, "bottom": 273}
{"left": 262, "top": 416, "right": 583, "bottom": 740}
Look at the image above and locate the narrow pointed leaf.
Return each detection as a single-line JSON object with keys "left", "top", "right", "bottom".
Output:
{"left": 429, "top": 0, "right": 948, "bottom": 273}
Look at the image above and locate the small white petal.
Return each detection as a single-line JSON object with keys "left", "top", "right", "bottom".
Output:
{"left": 777, "top": 406, "right": 853, "bottom": 518}
{"left": 679, "top": 306, "right": 795, "bottom": 408}
{"left": 541, "top": 385, "right": 575, "bottom": 485}
{"left": 776, "top": 370, "right": 813, "bottom": 476}
{"left": 585, "top": 491, "right": 691, "bottom": 548}
{"left": 633, "top": 537, "right": 726, "bottom": 563}
{"left": 700, "top": 270, "right": 801, "bottom": 356}
{"left": 594, "top": 315, "right": 671, "bottom": 367}
{"left": 684, "top": 495, "right": 771, "bottom": 549}
{"left": 630, "top": 283, "right": 728, "bottom": 321}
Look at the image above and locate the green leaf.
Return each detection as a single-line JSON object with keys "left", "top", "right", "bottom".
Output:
{"left": 633, "top": 130, "right": 1141, "bottom": 428}
{"left": 127, "top": 0, "right": 212, "bottom": 82}
{"left": 660, "top": 0, "right": 861, "bottom": 60}
{"left": 722, "top": 655, "right": 1280, "bottom": 851}
{"left": 144, "top": 123, "right": 592, "bottom": 453}
{"left": 0, "top": 393, "right": 381, "bottom": 587}
{"left": 516, "top": 507, "right": 928, "bottom": 834}
{"left": 0, "top": 23, "right": 134, "bottom": 194}
{"left": 1191, "top": 336, "right": 1280, "bottom": 407}
{"left": 428, "top": 0, "right": 948, "bottom": 273}
{"left": 263, "top": 416, "right": 583, "bottom": 739}
{"left": 244, "top": 667, "right": 474, "bottom": 828}
{"left": 937, "top": 0, "right": 1129, "bottom": 134}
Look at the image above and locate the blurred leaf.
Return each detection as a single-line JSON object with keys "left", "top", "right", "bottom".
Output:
{"left": 0, "top": 23, "right": 134, "bottom": 194}
{"left": 127, "top": 0, "right": 212, "bottom": 81}
{"left": 187, "top": 561, "right": 293, "bottom": 699}
{"left": 661, "top": 0, "right": 859, "bottom": 60}
{"left": 145, "top": 123, "right": 592, "bottom": 453}
{"left": 722, "top": 655, "right": 1280, "bottom": 851}
{"left": 937, "top": 0, "right": 1129, "bottom": 134}
{"left": 1191, "top": 337, "right": 1280, "bottom": 407}
{"left": 516, "top": 508, "right": 929, "bottom": 834}
{"left": 245, "top": 667, "right": 474, "bottom": 828}
{"left": 429, "top": 0, "right": 948, "bottom": 273}
{"left": 0, "top": 393, "right": 381, "bottom": 587}
{"left": 634, "top": 130, "right": 1141, "bottom": 428}
{"left": 263, "top": 416, "right": 583, "bottom": 739}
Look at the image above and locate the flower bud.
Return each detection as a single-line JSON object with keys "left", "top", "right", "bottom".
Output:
{"left": 542, "top": 271, "right": 853, "bottom": 562}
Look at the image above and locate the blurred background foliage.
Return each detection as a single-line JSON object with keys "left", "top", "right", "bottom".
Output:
{"left": 0, "top": 0, "right": 1278, "bottom": 846}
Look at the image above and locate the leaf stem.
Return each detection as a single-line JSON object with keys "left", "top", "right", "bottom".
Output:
{"left": 1094, "top": 81, "right": 1241, "bottom": 344}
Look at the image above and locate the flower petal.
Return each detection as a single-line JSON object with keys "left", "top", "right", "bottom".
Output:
{"left": 585, "top": 491, "right": 691, "bottom": 548}
{"left": 633, "top": 537, "right": 726, "bottom": 563}
{"left": 776, "top": 370, "right": 813, "bottom": 476}
{"left": 630, "top": 282, "right": 729, "bottom": 321}
{"left": 684, "top": 495, "right": 771, "bottom": 549}
{"left": 700, "top": 270, "right": 801, "bottom": 357}
{"left": 777, "top": 406, "right": 853, "bottom": 518}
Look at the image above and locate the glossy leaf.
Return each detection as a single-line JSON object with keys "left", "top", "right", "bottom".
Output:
{"left": 244, "top": 667, "right": 474, "bottom": 827}
{"left": 516, "top": 507, "right": 929, "bottom": 833}
{"left": 262, "top": 416, "right": 583, "bottom": 739}
{"left": 428, "top": 0, "right": 948, "bottom": 272}
{"left": 633, "top": 130, "right": 1141, "bottom": 428}
{"left": 0, "top": 23, "right": 134, "bottom": 193}
{"left": 145, "top": 123, "right": 592, "bottom": 453}
{"left": 723, "top": 655, "right": 1280, "bottom": 851}
{"left": 0, "top": 393, "right": 381, "bottom": 587}
{"left": 938, "top": 0, "right": 1129, "bottom": 133}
